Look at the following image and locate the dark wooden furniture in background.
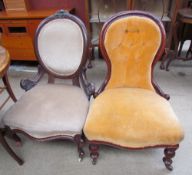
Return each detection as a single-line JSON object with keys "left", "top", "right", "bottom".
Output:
{"left": 161, "top": 7, "right": 192, "bottom": 70}
{"left": 0, "top": 9, "right": 74, "bottom": 61}
{"left": 0, "top": 0, "right": 188, "bottom": 61}
{"left": 88, "top": 0, "right": 188, "bottom": 58}
{"left": 0, "top": 0, "right": 89, "bottom": 61}
{"left": 0, "top": 46, "right": 23, "bottom": 165}
{"left": 3, "top": 0, "right": 29, "bottom": 11}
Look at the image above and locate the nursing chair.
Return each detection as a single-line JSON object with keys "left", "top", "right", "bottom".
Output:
{"left": 2, "top": 10, "right": 94, "bottom": 163}
{"left": 84, "top": 11, "right": 184, "bottom": 171}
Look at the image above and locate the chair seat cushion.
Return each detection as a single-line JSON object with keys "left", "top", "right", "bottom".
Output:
{"left": 3, "top": 84, "right": 89, "bottom": 138}
{"left": 84, "top": 88, "right": 184, "bottom": 148}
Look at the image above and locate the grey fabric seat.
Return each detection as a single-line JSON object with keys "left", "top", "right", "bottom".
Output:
{"left": 1, "top": 10, "right": 93, "bottom": 163}
{"left": 3, "top": 84, "right": 89, "bottom": 139}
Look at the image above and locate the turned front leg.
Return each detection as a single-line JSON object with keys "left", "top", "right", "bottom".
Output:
{"left": 163, "top": 145, "right": 179, "bottom": 171}
{"left": 89, "top": 144, "right": 99, "bottom": 165}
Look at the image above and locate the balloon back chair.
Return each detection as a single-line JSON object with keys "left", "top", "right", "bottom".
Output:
{"left": 2, "top": 10, "right": 94, "bottom": 164}
{"left": 84, "top": 11, "right": 184, "bottom": 171}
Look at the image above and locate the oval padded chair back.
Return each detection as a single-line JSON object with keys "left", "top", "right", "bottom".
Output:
{"left": 35, "top": 10, "right": 88, "bottom": 78}
{"left": 100, "top": 11, "right": 166, "bottom": 91}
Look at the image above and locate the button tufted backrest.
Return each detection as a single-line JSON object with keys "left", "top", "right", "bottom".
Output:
{"left": 100, "top": 11, "right": 165, "bottom": 91}
{"left": 35, "top": 11, "right": 88, "bottom": 78}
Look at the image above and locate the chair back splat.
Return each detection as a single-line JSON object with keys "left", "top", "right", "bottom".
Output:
{"left": 35, "top": 10, "right": 89, "bottom": 83}
{"left": 99, "top": 11, "right": 166, "bottom": 95}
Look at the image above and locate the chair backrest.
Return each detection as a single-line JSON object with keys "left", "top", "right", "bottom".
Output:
{"left": 100, "top": 11, "right": 166, "bottom": 91}
{"left": 35, "top": 10, "right": 88, "bottom": 79}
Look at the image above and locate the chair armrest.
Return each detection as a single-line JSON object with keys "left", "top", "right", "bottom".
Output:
{"left": 20, "top": 65, "right": 45, "bottom": 91}
{"left": 80, "top": 66, "right": 95, "bottom": 100}
{"left": 153, "top": 81, "right": 170, "bottom": 100}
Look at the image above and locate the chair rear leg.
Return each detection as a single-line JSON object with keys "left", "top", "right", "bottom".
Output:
{"left": 163, "top": 145, "right": 179, "bottom": 171}
{"left": 5, "top": 126, "right": 22, "bottom": 146}
{"left": 2, "top": 73, "right": 17, "bottom": 102}
{"left": 74, "top": 135, "right": 85, "bottom": 162}
{"left": 0, "top": 132, "right": 23, "bottom": 165}
{"left": 89, "top": 144, "right": 99, "bottom": 165}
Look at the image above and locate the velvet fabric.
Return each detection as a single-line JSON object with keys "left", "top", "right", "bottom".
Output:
{"left": 104, "top": 16, "right": 161, "bottom": 90}
{"left": 83, "top": 15, "right": 184, "bottom": 148}
{"left": 3, "top": 84, "right": 89, "bottom": 138}
{"left": 38, "top": 18, "right": 84, "bottom": 76}
{"left": 84, "top": 88, "right": 184, "bottom": 148}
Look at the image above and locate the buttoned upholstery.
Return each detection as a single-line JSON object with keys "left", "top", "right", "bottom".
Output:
{"left": 104, "top": 16, "right": 161, "bottom": 90}
{"left": 37, "top": 18, "right": 84, "bottom": 76}
{"left": 83, "top": 13, "right": 184, "bottom": 149}
{"left": 3, "top": 84, "right": 89, "bottom": 138}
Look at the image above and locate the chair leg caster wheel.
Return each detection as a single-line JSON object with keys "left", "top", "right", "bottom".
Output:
{"left": 91, "top": 159, "right": 97, "bottom": 165}
{"left": 91, "top": 154, "right": 98, "bottom": 165}
{"left": 163, "top": 146, "right": 178, "bottom": 171}
{"left": 78, "top": 150, "right": 85, "bottom": 162}
{"left": 78, "top": 158, "right": 83, "bottom": 162}
{"left": 89, "top": 144, "right": 99, "bottom": 165}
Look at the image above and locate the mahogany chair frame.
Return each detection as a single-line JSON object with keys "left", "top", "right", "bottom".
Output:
{"left": 0, "top": 128, "right": 23, "bottom": 165}
{"left": 4, "top": 10, "right": 95, "bottom": 164}
{"left": 88, "top": 11, "right": 178, "bottom": 171}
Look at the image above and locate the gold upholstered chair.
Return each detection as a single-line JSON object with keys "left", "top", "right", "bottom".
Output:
{"left": 2, "top": 10, "right": 94, "bottom": 164}
{"left": 83, "top": 11, "right": 184, "bottom": 171}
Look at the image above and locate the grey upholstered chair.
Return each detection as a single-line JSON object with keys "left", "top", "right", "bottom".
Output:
{"left": 2, "top": 10, "right": 94, "bottom": 164}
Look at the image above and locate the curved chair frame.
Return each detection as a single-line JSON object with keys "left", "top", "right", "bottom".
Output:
{"left": 95, "top": 11, "right": 169, "bottom": 100}
{"left": 0, "top": 48, "right": 23, "bottom": 165}
{"left": 5, "top": 10, "right": 94, "bottom": 164}
{"left": 88, "top": 11, "right": 178, "bottom": 171}
{"left": 0, "top": 128, "right": 23, "bottom": 165}
{"left": 35, "top": 10, "right": 89, "bottom": 80}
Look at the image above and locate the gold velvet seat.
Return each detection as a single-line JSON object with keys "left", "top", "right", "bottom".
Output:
{"left": 84, "top": 88, "right": 183, "bottom": 148}
{"left": 83, "top": 11, "right": 184, "bottom": 171}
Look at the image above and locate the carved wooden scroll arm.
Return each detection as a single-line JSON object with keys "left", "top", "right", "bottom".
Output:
{"left": 20, "top": 64, "right": 45, "bottom": 91}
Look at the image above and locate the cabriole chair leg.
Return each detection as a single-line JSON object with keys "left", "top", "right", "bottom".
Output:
{"left": 74, "top": 135, "right": 85, "bottom": 162}
{"left": 163, "top": 145, "right": 179, "bottom": 171}
{"left": 0, "top": 132, "right": 23, "bottom": 165}
{"left": 89, "top": 144, "right": 99, "bottom": 165}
